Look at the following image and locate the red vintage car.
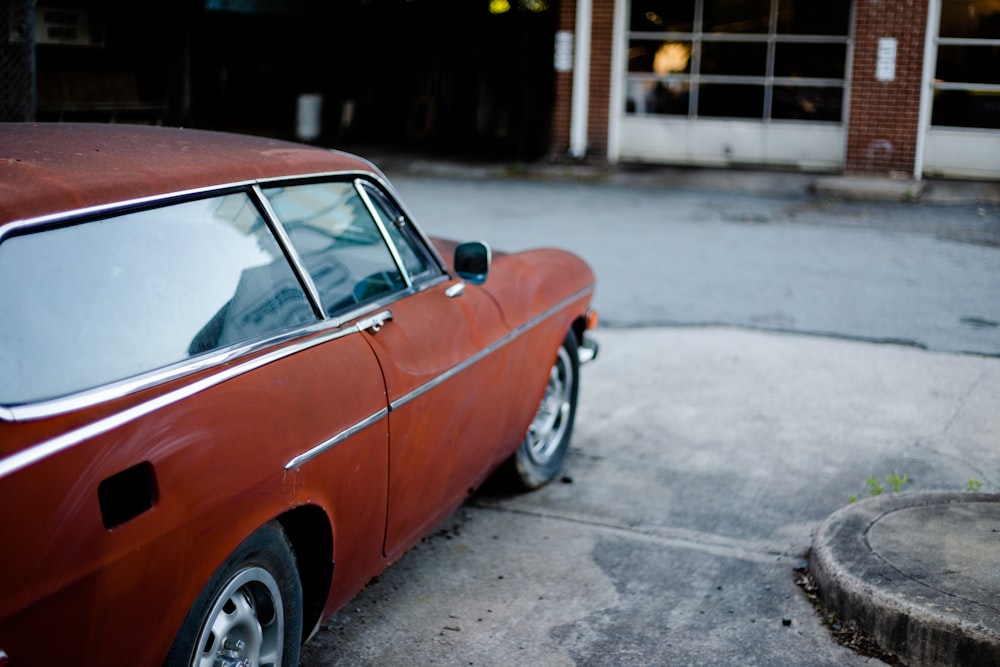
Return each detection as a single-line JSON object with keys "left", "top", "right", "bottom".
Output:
{"left": 0, "top": 123, "right": 598, "bottom": 667}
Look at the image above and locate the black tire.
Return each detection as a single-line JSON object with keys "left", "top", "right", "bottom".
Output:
{"left": 164, "top": 522, "right": 303, "bottom": 667}
{"left": 503, "top": 331, "right": 580, "bottom": 491}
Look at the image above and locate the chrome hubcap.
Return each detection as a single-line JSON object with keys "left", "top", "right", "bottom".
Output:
{"left": 525, "top": 345, "right": 574, "bottom": 465}
{"left": 194, "top": 567, "right": 283, "bottom": 667}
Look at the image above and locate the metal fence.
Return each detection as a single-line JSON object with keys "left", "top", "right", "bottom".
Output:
{"left": 1, "top": 0, "right": 36, "bottom": 122}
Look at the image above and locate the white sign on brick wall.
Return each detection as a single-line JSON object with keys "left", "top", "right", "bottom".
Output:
{"left": 876, "top": 38, "right": 897, "bottom": 82}
{"left": 554, "top": 31, "right": 573, "bottom": 72}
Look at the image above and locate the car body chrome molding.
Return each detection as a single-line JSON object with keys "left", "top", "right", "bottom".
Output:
{"left": 284, "top": 408, "right": 388, "bottom": 470}
{"left": 0, "top": 324, "right": 363, "bottom": 481}
{"left": 389, "top": 286, "right": 595, "bottom": 411}
{"left": 0, "top": 285, "right": 593, "bottom": 482}
{"left": 0, "top": 318, "right": 340, "bottom": 423}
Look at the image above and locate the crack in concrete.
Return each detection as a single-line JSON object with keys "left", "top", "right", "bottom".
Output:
{"left": 471, "top": 499, "right": 798, "bottom": 566}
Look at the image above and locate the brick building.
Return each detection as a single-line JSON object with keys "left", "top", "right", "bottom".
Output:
{"left": 13, "top": 0, "right": 999, "bottom": 180}
{"left": 550, "top": 0, "right": 999, "bottom": 180}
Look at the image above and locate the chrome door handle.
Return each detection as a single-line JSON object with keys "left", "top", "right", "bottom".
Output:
{"left": 357, "top": 310, "right": 392, "bottom": 333}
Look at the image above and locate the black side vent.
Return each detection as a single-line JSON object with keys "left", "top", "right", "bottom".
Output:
{"left": 98, "top": 462, "right": 157, "bottom": 529}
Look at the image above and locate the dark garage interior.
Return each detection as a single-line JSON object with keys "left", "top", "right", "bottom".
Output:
{"left": 28, "top": 0, "right": 558, "bottom": 160}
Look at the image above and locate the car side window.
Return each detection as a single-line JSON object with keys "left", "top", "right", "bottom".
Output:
{"left": 360, "top": 183, "right": 433, "bottom": 280}
{"left": 262, "top": 181, "right": 407, "bottom": 315}
{"left": 0, "top": 193, "right": 318, "bottom": 405}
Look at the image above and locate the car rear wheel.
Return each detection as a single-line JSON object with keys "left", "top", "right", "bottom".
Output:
{"left": 506, "top": 331, "right": 579, "bottom": 490}
{"left": 164, "top": 522, "right": 303, "bottom": 667}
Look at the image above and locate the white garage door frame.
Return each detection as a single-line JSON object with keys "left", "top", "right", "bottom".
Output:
{"left": 918, "top": 0, "right": 1000, "bottom": 181}
{"left": 609, "top": 0, "right": 849, "bottom": 172}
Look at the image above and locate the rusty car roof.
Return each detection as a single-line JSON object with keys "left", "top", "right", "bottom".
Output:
{"left": 0, "top": 123, "right": 378, "bottom": 225}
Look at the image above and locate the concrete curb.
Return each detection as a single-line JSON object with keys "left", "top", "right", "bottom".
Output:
{"left": 372, "top": 153, "right": 1000, "bottom": 205}
{"left": 811, "top": 175, "right": 926, "bottom": 202}
{"left": 810, "top": 491, "right": 1000, "bottom": 667}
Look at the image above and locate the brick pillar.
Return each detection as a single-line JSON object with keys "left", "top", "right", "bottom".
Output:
{"left": 587, "top": 0, "right": 614, "bottom": 159}
{"left": 845, "top": 0, "right": 929, "bottom": 176}
{"left": 549, "top": 0, "right": 576, "bottom": 158}
{"left": 548, "top": 0, "right": 614, "bottom": 162}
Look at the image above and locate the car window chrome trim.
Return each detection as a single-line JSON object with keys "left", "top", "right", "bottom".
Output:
{"left": 252, "top": 184, "right": 328, "bottom": 319}
{"left": 354, "top": 179, "right": 413, "bottom": 289}
{"left": 389, "top": 286, "right": 594, "bottom": 411}
{"left": 284, "top": 408, "right": 388, "bottom": 470}
{"left": 0, "top": 323, "right": 367, "bottom": 480}
{"left": 253, "top": 169, "right": 449, "bottom": 277}
{"left": 356, "top": 180, "right": 441, "bottom": 285}
{"left": 350, "top": 172, "right": 450, "bottom": 276}
{"left": 0, "top": 181, "right": 258, "bottom": 241}
{"left": 1, "top": 318, "right": 332, "bottom": 422}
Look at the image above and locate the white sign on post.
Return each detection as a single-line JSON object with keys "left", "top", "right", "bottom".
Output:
{"left": 876, "top": 38, "right": 897, "bottom": 82}
{"left": 554, "top": 31, "right": 573, "bottom": 73}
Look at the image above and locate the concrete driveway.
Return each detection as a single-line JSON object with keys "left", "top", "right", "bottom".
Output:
{"left": 300, "top": 326, "right": 999, "bottom": 666}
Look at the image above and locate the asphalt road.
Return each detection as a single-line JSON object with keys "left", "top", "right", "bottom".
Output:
{"left": 299, "top": 171, "right": 1000, "bottom": 666}
{"left": 388, "top": 173, "right": 1000, "bottom": 357}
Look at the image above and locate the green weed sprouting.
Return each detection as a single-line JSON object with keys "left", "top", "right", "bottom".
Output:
{"left": 886, "top": 471, "right": 908, "bottom": 493}
{"left": 847, "top": 471, "right": 910, "bottom": 504}
{"left": 866, "top": 474, "right": 884, "bottom": 496}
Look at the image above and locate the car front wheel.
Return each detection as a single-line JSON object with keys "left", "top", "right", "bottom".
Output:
{"left": 507, "top": 331, "right": 580, "bottom": 490}
{"left": 164, "top": 522, "right": 303, "bottom": 667}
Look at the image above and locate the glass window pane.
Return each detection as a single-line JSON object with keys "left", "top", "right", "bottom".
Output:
{"left": 629, "top": 0, "right": 695, "bottom": 32}
{"left": 771, "top": 85, "right": 844, "bottom": 121}
{"left": 0, "top": 194, "right": 316, "bottom": 404}
{"left": 940, "top": 0, "right": 1000, "bottom": 39}
{"left": 932, "top": 90, "right": 1000, "bottom": 129}
{"left": 776, "top": 0, "right": 851, "bottom": 35}
{"left": 935, "top": 45, "right": 1000, "bottom": 85}
{"left": 627, "top": 78, "right": 691, "bottom": 115}
{"left": 629, "top": 40, "right": 693, "bottom": 74}
{"left": 703, "top": 0, "right": 770, "bottom": 33}
{"left": 697, "top": 83, "right": 765, "bottom": 118}
{"left": 701, "top": 41, "right": 767, "bottom": 76}
{"left": 264, "top": 181, "right": 406, "bottom": 314}
{"left": 774, "top": 43, "right": 847, "bottom": 78}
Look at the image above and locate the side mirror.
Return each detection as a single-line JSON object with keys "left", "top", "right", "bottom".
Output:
{"left": 454, "top": 241, "right": 491, "bottom": 285}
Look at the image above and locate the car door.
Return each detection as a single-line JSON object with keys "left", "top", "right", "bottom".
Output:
{"left": 356, "top": 182, "right": 518, "bottom": 557}
{"left": 262, "top": 177, "right": 515, "bottom": 559}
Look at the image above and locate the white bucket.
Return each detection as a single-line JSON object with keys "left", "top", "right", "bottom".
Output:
{"left": 296, "top": 94, "right": 323, "bottom": 142}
